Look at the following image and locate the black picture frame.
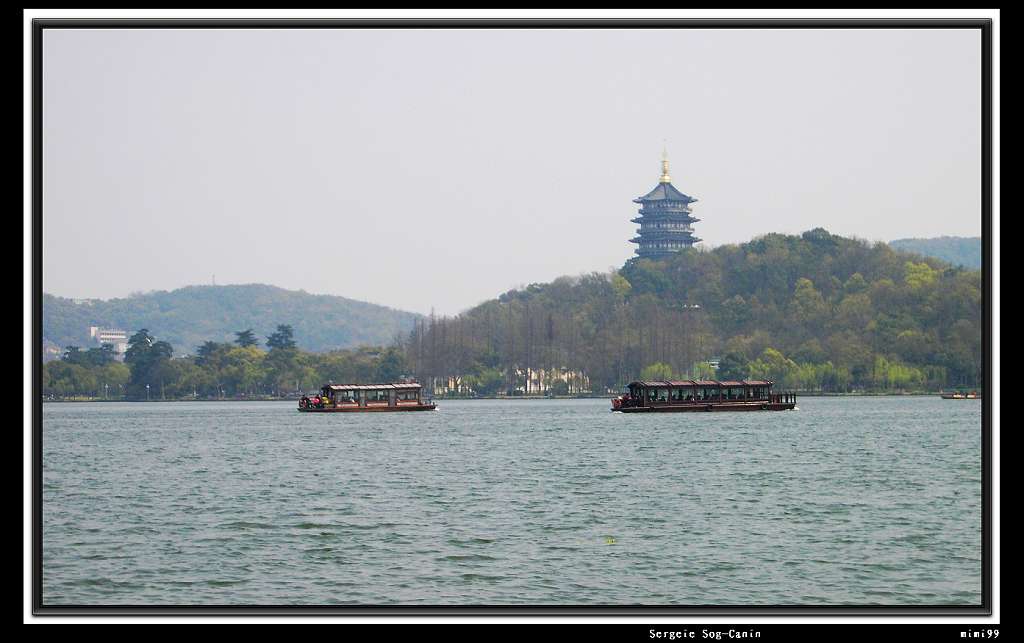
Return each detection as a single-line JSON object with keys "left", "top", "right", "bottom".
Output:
{"left": 30, "top": 15, "right": 995, "bottom": 618}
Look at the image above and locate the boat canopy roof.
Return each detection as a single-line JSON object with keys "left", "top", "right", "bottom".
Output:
{"left": 628, "top": 380, "right": 772, "bottom": 389}
{"left": 324, "top": 383, "right": 421, "bottom": 391}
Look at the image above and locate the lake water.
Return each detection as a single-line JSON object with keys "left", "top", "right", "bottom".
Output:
{"left": 41, "top": 397, "right": 983, "bottom": 607}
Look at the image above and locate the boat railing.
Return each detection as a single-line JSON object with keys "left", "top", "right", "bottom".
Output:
{"left": 645, "top": 394, "right": 777, "bottom": 404}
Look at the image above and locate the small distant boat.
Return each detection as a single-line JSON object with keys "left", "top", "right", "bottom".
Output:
{"left": 298, "top": 382, "right": 436, "bottom": 412}
{"left": 612, "top": 380, "right": 796, "bottom": 412}
{"left": 940, "top": 391, "right": 982, "bottom": 400}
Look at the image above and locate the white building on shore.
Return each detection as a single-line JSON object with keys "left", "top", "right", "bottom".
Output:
{"left": 89, "top": 326, "right": 129, "bottom": 360}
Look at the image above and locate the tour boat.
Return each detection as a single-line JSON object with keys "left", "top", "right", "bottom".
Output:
{"left": 298, "top": 382, "right": 437, "bottom": 412}
{"left": 940, "top": 391, "right": 981, "bottom": 399}
{"left": 611, "top": 380, "right": 796, "bottom": 412}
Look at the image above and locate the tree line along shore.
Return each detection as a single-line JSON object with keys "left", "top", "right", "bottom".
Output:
{"left": 41, "top": 229, "right": 982, "bottom": 401}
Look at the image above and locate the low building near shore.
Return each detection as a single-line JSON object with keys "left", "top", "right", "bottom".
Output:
{"left": 89, "top": 326, "right": 129, "bottom": 361}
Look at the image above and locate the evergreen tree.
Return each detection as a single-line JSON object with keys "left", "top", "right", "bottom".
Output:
{"left": 375, "top": 346, "right": 406, "bottom": 382}
{"left": 234, "top": 328, "right": 258, "bottom": 347}
{"left": 266, "top": 325, "right": 296, "bottom": 350}
{"left": 124, "top": 329, "right": 174, "bottom": 399}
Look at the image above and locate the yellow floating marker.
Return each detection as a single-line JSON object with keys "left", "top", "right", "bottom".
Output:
{"left": 605, "top": 536, "right": 617, "bottom": 545}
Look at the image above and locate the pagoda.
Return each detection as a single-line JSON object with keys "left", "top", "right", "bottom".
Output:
{"left": 629, "top": 149, "right": 701, "bottom": 259}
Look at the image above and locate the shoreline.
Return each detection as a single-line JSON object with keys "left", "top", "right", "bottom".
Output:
{"left": 41, "top": 391, "right": 974, "bottom": 403}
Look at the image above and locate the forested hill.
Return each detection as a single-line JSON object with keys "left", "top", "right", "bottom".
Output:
{"left": 889, "top": 236, "right": 981, "bottom": 270}
{"left": 407, "top": 228, "right": 982, "bottom": 393}
{"left": 43, "top": 284, "right": 421, "bottom": 355}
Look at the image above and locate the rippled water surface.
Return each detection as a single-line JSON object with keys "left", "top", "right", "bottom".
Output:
{"left": 42, "top": 397, "right": 982, "bottom": 606}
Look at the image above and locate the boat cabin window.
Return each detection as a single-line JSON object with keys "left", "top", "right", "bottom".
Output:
{"left": 366, "top": 389, "right": 389, "bottom": 402}
{"left": 397, "top": 390, "right": 418, "bottom": 401}
{"left": 671, "top": 388, "right": 694, "bottom": 401}
{"left": 337, "top": 390, "right": 356, "bottom": 402}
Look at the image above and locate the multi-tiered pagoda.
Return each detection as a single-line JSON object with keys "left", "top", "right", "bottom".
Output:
{"left": 630, "top": 150, "right": 701, "bottom": 259}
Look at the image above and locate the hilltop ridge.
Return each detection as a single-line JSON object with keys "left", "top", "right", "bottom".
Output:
{"left": 43, "top": 283, "right": 421, "bottom": 355}
{"left": 889, "top": 236, "right": 981, "bottom": 269}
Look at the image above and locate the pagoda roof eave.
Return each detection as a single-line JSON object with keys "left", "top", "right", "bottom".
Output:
{"left": 632, "top": 214, "right": 698, "bottom": 223}
{"left": 630, "top": 237, "right": 699, "bottom": 244}
{"left": 633, "top": 181, "right": 697, "bottom": 204}
{"left": 637, "top": 229, "right": 699, "bottom": 235}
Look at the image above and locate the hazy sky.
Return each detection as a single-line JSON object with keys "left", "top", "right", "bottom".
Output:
{"left": 43, "top": 27, "right": 982, "bottom": 315}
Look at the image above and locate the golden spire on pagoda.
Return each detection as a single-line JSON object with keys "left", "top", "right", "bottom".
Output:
{"left": 659, "top": 143, "right": 671, "bottom": 184}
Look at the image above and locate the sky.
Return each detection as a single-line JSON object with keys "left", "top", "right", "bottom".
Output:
{"left": 42, "top": 27, "right": 982, "bottom": 315}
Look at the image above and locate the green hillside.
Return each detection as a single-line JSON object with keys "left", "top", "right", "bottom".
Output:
{"left": 408, "top": 228, "right": 983, "bottom": 393}
{"left": 889, "top": 236, "right": 981, "bottom": 270}
{"left": 43, "top": 284, "right": 421, "bottom": 355}
{"left": 41, "top": 230, "right": 985, "bottom": 399}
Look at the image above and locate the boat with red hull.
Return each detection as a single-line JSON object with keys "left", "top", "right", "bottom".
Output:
{"left": 612, "top": 380, "right": 796, "bottom": 412}
{"left": 298, "top": 382, "right": 436, "bottom": 412}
